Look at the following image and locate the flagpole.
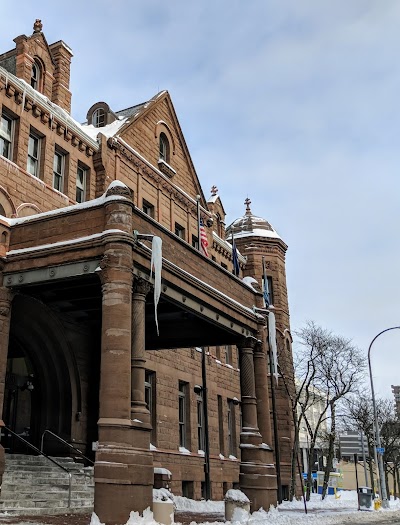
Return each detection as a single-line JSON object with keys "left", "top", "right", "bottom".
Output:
{"left": 196, "top": 195, "right": 201, "bottom": 253}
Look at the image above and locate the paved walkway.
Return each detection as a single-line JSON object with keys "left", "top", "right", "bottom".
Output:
{"left": 0, "top": 510, "right": 225, "bottom": 525}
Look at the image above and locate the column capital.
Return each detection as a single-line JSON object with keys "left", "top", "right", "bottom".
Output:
{"left": 253, "top": 339, "right": 264, "bottom": 354}
{"left": 238, "top": 335, "right": 258, "bottom": 351}
{"left": 0, "top": 287, "right": 13, "bottom": 318}
{"left": 132, "top": 276, "right": 152, "bottom": 297}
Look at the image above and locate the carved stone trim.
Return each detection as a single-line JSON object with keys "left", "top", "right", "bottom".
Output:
{"left": 132, "top": 277, "right": 152, "bottom": 297}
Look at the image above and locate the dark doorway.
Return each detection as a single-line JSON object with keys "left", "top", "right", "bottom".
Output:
{"left": 3, "top": 347, "right": 37, "bottom": 453}
{"left": 2, "top": 294, "right": 76, "bottom": 455}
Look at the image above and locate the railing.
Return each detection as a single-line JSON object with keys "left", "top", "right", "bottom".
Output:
{"left": 40, "top": 429, "right": 94, "bottom": 466}
{"left": 2, "top": 425, "right": 72, "bottom": 507}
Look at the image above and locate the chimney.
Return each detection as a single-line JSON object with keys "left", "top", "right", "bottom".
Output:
{"left": 49, "top": 40, "right": 73, "bottom": 114}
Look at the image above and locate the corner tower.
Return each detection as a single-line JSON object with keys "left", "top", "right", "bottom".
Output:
{"left": 226, "top": 198, "right": 296, "bottom": 499}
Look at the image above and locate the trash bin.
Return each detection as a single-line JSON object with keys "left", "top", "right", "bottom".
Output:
{"left": 358, "top": 487, "right": 373, "bottom": 510}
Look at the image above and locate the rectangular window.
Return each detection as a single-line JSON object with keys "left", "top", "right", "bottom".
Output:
{"left": 0, "top": 113, "right": 13, "bottom": 160}
{"left": 197, "top": 391, "right": 205, "bottom": 452}
{"left": 179, "top": 381, "right": 189, "bottom": 449}
{"left": 175, "top": 223, "right": 185, "bottom": 240}
{"left": 192, "top": 235, "right": 199, "bottom": 250}
{"left": 53, "top": 149, "right": 65, "bottom": 192}
{"left": 145, "top": 370, "right": 156, "bottom": 445}
{"left": 224, "top": 345, "right": 233, "bottom": 366}
{"left": 76, "top": 165, "right": 87, "bottom": 203}
{"left": 182, "top": 481, "right": 194, "bottom": 499}
{"left": 27, "top": 133, "right": 41, "bottom": 177}
{"left": 263, "top": 276, "right": 274, "bottom": 306}
{"left": 268, "top": 277, "right": 274, "bottom": 305}
{"left": 221, "top": 262, "right": 228, "bottom": 270}
{"left": 218, "top": 395, "right": 225, "bottom": 456}
{"left": 142, "top": 199, "right": 155, "bottom": 218}
{"left": 227, "top": 399, "right": 237, "bottom": 457}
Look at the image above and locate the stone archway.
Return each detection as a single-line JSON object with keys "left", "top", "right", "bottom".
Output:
{"left": 5, "top": 294, "right": 80, "bottom": 454}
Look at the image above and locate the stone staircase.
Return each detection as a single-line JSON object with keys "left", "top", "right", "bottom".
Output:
{"left": 0, "top": 454, "right": 94, "bottom": 515}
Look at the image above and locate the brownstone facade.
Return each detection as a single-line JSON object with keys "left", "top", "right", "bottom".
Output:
{"left": 0, "top": 22, "right": 297, "bottom": 524}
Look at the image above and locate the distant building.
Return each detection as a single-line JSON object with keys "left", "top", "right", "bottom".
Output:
{"left": 297, "top": 383, "right": 327, "bottom": 473}
{"left": 391, "top": 385, "right": 400, "bottom": 417}
{"left": 0, "top": 21, "right": 297, "bottom": 523}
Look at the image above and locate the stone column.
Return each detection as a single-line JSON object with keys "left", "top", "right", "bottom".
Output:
{"left": 94, "top": 182, "right": 153, "bottom": 525}
{"left": 0, "top": 285, "right": 12, "bottom": 493}
{"left": 238, "top": 336, "right": 277, "bottom": 512}
{"left": 131, "top": 277, "right": 151, "bottom": 424}
{"left": 253, "top": 335, "right": 273, "bottom": 446}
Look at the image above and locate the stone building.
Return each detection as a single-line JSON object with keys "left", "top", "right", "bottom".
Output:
{"left": 0, "top": 22, "right": 297, "bottom": 524}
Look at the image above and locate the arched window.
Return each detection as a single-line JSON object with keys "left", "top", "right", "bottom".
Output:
{"left": 92, "top": 108, "right": 106, "bottom": 128}
{"left": 159, "top": 132, "right": 170, "bottom": 163}
{"left": 31, "top": 61, "right": 41, "bottom": 90}
{"left": 0, "top": 203, "right": 5, "bottom": 216}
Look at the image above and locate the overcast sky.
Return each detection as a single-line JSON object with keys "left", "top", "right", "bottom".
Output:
{"left": 2, "top": 1, "right": 399, "bottom": 400}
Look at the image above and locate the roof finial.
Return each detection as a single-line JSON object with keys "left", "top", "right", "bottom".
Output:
{"left": 244, "top": 197, "right": 252, "bottom": 215}
{"left": 33, "top": 19, "right": 43, "bottom": 33}
{"left": 211, "top": 185, "right": 218, "bottom": 196}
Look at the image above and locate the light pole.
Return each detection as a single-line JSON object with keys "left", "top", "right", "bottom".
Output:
{"left": 368, "top": 326, "right": 400, "bottom": 508}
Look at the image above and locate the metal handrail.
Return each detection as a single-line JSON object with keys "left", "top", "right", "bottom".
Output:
{"left": 2, "top": 425, "right": 72, "bottom": 507}
{"left": 40, "top": 429, "right": 94, "bottom": 466}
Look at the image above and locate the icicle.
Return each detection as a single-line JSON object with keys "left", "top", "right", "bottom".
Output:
{"left": 268, "top": 311, "right": 279, "bottom": 384}
{"left": 21, "top": 88, "right": 26, "bottom": 114}
{"left": 150, "top": 236, "right": 162, "bottom": 336}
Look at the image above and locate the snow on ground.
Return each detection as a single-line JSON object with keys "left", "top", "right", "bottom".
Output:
{"left": 89, "top": 491, "right": 400, "bottom": 525}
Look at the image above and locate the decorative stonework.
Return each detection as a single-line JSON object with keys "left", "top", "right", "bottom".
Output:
{"left": 33, "top": 19, "right": 43, "bottom": 33}
{"left": 133, "top": 277, "right": 152, "bottom": 297}
{"left": 105, "top": 183, "right": 133, "bottom": 199}
{"left": 0, "top": 74, "right": 96, "bottom": 154}
{"left": 157, "top": 159, "right": 176, "bottom": 178}
{"left": 108, "top": 138, "right": 196, "bottom": 213}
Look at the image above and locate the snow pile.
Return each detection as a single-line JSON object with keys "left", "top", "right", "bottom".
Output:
{"left": 225, "top": 489, "right": 250, "bottom": 503}
{"left": 89, "top": 491, "right": 400, "bottom": 525}
{"left": 153, "top": 488, "right": 174, "bottom": 503}
{"left": 280, "top": 491, "right": 358, "bottom": 511}
{"left": 173, "top": 495, "right": 224, "bottom": 513}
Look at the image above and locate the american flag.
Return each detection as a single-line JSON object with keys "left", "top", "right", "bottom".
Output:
{"left": 199, "top": 218, "right": 209, "bottom": 257}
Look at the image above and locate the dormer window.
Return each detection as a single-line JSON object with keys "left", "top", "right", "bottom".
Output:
{"left": 159, "top": 132, "right": 170, "bottom": 163}
{"left": 92, "top": 108, "right": 106, "bottom": 128}
{"left": 30, "top": 61, "right": 40, "bottom": 90}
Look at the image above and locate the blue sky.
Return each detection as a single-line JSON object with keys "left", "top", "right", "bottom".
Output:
{"left": 2, "top": 1, "right": 400, "bottom": 399}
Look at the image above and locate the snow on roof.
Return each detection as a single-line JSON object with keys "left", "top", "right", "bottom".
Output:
{"left": 212, "top": 232, "right": 246, "bottom": 263}
{"left": 3, "top": 181, "right": 130, "bottom": 227}
{"left": 233, "top": 228, "right": 281, "bottom": 240}
{"left": 207, "top": 194, "right": 219, "bottom": 204}
{"left": 81, "top": 117, "right": 128, "bottom": 140}
{"left": 242, "top": 276, "right": 260, "bottom": 292}
{"left": 0, "top": 66, "right": 98, "bottom": 150}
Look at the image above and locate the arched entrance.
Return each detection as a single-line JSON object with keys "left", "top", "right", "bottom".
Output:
{"left": 3, "top": 294, "right": 79, "bottom": 455}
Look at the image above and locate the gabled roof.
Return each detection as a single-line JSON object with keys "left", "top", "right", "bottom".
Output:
{"left": 82, "top": 91, "right": 208, "bottom": 208}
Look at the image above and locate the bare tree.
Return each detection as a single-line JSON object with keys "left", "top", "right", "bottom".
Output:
{"left": 343, "top": 395, "right": 400, "bottom": 497}
{"left": 293, "top": 322, "right": 366, "bottom": 500}
{"left": 343, "top": 394, "right": 377, "bottom": 494}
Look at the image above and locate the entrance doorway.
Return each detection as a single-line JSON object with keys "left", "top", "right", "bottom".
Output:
{"left": 3, "top": 348, "right": 37, "bottom": 453}
{"left": 2, "top": 294, "right": 76, "bottom": 455}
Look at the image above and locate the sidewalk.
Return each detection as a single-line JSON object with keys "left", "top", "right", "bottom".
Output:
{"left": 0, "top": 510, "right": 225, "bottom": 525}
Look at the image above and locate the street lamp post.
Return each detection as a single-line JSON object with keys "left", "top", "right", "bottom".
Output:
{"left": 368, "top": 326, "right": 400, "bottom": 508}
